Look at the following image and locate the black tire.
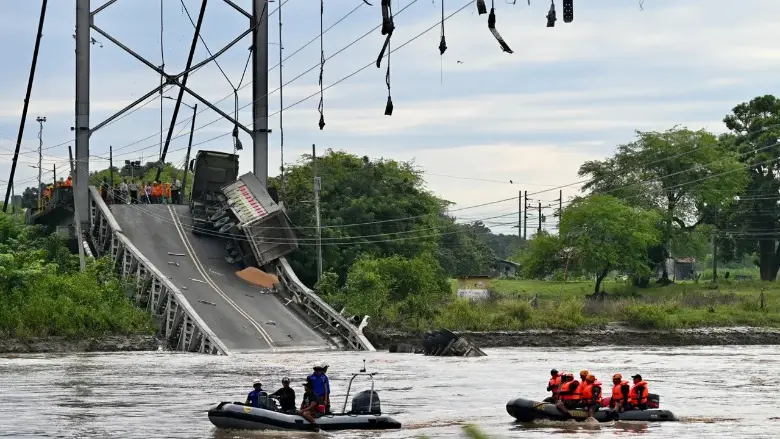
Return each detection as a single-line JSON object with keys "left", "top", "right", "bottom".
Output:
{"left": 214, "top": 216, "right": 231, "bottom": 228}
{"left": 218, "top": 222, "right": 236, "bottom": 234}
{"left": 209, "top": 209, "right": 227, "bottom": 222}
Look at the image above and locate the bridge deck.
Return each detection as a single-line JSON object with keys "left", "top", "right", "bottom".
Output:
{"left": 110, "top": 204, "right": 329, "bottom": 353}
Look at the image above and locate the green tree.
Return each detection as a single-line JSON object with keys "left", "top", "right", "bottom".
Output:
{"left": 720, "top": 95, "right": 780, "bottom": 280}
{"left": 436, "top": 220, "right": 497, "bottom": 276}
{"left": 560, "top": 195, "right": 661, "bottom": 293}
{"left": 516, "top": 231, "right": 564, "bottom": 279}
{"left": 578, "top": 127, "right": 747, "bottom": 281}
{"left": 269, "top": 150, "right": 445, "bottom": 286}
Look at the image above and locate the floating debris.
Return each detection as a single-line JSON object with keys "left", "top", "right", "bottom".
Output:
{"left": 190, "top": 278, "right": 206, "bottom": 284}
{"left": 287, "top": 334, "right": 294, "bottom": 340}
{"left": 265, "top": 320, "right": 276, "bottom": 326}
{"left": 168, "top": 252, "right": 187, "bottom": 257}
{"left": 167, "top": 261, "right": 180, "bottom": 266}
{"left": 198, "top": 299, "right": 217, "bottom": 306}
{"left": 208, "top": 268, "right": 224, "bottom": 276}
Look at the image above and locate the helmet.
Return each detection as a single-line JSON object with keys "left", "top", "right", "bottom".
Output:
{"left": 612, "top": 373, "right": 622, "bottom": 380}
{"left": 281, "top": 377, "right": 290, "bottom": 383}
{"left": 586, "top": 374, "right": 596, "bottom": 382}
{"left": 579, "top": 369, "right": 589, "bottom": 377}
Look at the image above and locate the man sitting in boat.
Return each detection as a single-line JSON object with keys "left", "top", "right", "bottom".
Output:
{"left": 299, "top": 380, "right": 325, "bottom": 432}
{"left": 555, "top": 373, "right": 581, "bottom": 417}
{"left": 270, "top": 377, "right": 296, "bottom": 413}
{"left": 579, "top": 374, "right": 602, "bottom": 418}
{"left": 628, "top": 374, "right": 649, "bottom": 410}
{"left": 546, "top": 369, "right": 562, "bottom": 401}
{"left": 609, "top": 373, "right": 630, "bottom": 413}
{"left": 307, "top": 365, "right": 331, "bottom": 413}
{"left": 246, "top": 381, "right": 268, "bottom": 408}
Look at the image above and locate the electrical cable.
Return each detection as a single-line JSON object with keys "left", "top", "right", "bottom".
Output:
{"left": 487, "top": 0, "right": 513, "bottom": 53}
{"left": 318, "top": 0, "right": 325, "bottom": 130}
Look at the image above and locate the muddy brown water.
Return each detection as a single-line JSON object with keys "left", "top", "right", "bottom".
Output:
{"left": 1, "top": 346, "right": 778, "bottom": 438}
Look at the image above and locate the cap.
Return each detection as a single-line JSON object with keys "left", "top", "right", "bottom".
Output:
{"left": 579, "top": 370, "right": 589, "bottom": 377}
{"left": 631, "top": 374, "right": 642, "bottom": 380}
{"left": 313, "top": 365, "right": 325, "bottom": 371}
{"left": 253, "top": 381, "right": 263, "bottom": 387}
{"left": 612, "top": 373, "right": 623, "bottom": 380}
{"left": 281, "top": 377, "right": 290, "bottom": 383}
{"left": 550, "top": 369, "right": 558, "bottom": 374}
{"left": 586, "top": 374, "right": 596, "bottom": 382}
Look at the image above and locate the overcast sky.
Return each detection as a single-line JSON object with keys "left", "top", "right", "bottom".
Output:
{"left": 1, "top": 0, "right": 778, "bottom": 235}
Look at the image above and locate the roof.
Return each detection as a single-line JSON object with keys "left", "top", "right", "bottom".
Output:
{"left": 496, "top": 259, "right": 520, "bottom": 267}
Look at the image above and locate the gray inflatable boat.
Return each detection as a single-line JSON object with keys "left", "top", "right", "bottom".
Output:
{"left": 209, "top": 367, "right": 402, "bottom": 432}
{"left": 506, "top": 397, "right": 678, "bottom": 422}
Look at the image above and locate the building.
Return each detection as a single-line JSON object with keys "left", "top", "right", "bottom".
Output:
{"left": 456, "top": 275, "right": 491, "bottom": 300}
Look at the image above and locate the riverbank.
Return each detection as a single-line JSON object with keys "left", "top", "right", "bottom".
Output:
{"left": 0, "top": 335, "right": 163, "bottom": 354}
{"left": 365, "top": 326, "right": 780, "bottom": 350}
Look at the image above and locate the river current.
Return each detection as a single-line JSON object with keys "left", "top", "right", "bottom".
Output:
{"left": 1, "top": 346, "right": 778, "bottom": 438}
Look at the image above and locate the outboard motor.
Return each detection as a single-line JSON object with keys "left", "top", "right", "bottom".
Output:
{"left": 351, "top": 390, "right": 381, "bottom": 414}
{"left": 648, "top": 393, "right": 660, "bottom": 409}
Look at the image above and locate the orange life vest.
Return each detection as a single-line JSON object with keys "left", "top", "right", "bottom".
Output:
{"left": 152, "top": 184, "right": 163, "bottom": 197}
{"left": 548, "top": 375, "right": 562, "bottom": 397}
{"left": 628, "top": 381, "right": 648, "bottom": 406}
{"left": 164, "top": 183, "right": 171, "bottom": 198}
{"left": 582, "top": 381, "right": 602, "bottom": 401}
{"left": 612, "top": 380, "right": 629, "bottom": 401}
{"left": 559, "top": 380, "right": 580, "bottom": 401}
{"left": 64, "top": 177, "right": 72, "bottom": 187}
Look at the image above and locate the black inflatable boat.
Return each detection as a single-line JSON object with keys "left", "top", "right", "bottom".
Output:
{"left": 209, "top": 366, "right": 402, "bottom": 432}
{"left": 506, "top": 397, "right": 678, "bottom": 423}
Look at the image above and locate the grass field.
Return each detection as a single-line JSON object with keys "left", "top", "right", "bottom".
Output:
{"left": 438, "top": 274, "right": 780, "bottom": 331}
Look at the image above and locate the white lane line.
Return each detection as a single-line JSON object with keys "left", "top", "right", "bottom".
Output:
{"left": 167, "top": 206, "right": 276, "bottom": 350}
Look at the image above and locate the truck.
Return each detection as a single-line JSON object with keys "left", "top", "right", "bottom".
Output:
{"left": 187, "top": 150, "right": 239, "bottom": 235}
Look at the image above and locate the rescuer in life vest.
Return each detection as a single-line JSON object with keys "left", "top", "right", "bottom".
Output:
{"left": 628, "top": 374, "right": 649, "bottom": 410}
{"left": 610, "top": 373, "right": 630, "bottom": 413}
{"left": 578, "top": 370, "right": 589, "bottom": 384}
{"left": 555, "top": 373, "right": 580, "bottom": 416}
{"left": 546, "top": 369, "right": 562, "bottom": 401}
{"left": 579, "top": 374, "right": 602, "bottom": 418}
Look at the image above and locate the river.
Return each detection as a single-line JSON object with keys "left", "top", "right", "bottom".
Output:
{"left": 1, "top": 346, "right": 778, "bottom": 438}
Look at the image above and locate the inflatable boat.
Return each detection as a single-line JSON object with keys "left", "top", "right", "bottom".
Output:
{"left": 506, "top": 397, "right": 678, "bottom": 423}
{"left": 209, "top": 365, "right": 402, "bottom": 432}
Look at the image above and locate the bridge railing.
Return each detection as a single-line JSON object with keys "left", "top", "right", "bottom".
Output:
{"left": 87, "top": 186, "right": 229, "bottom": 356}
{"left": 274, "top": 257, "right": 375, "bottom": 351}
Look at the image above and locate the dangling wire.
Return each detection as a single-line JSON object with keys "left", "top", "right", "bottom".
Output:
{"left": 233, "top": 48, "right": 253, "bottom": 154}
{"left": 487, "top": 0, "right": 513, "bottom": 53}
{"left": 318, "top": 0, "right": 325, "bottom": 130}
{"left": 439, "top": 0, "right": 447, "bottom": 84}
{"left": 278, "top": 0, "right": 286, "bottom": 198}
{"left": 546, "top": 0, "right": 557, "bottom": 27}
{"left": 376, "top": 0, "right": 395, "bottom": 115}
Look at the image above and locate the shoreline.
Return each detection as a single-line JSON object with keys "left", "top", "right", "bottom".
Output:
{"left": 0, "top": 335, "right": 163, "bottom": 354}
{"left": 364, "top": 326, "right": 780, "bottom": 350}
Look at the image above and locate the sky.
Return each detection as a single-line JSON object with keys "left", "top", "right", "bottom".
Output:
{"left": 0, "top": 0, "right": 779, "bottom": 236}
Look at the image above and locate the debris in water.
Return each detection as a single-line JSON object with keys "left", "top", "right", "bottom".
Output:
{"left": 167, "top": 261, "right": 180, "bottom": 266}
{"left": 168, "top": 252, "right": 187, "bottom": 256}
{"left": 287, "top": 334, "right": 294, "bottom": 339}
{"left": 265, "top": 320, "right": 276, "bottom": 326}
{"left": 208, "top": 268, "right": 224, "bottom": 276}
{"left": 190, "top": 278, "right": 206, "bottom": 283}
{"left": 198, "top": 299, "right": 217, "bottom": 306}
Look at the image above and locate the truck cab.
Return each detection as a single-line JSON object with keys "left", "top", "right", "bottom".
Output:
{"left": 188, "top": 150, "right": 239, "bottom": 234}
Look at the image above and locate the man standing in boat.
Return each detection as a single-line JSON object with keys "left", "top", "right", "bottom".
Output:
{"left": 307, "top": 365, "right": 331, "bottom": 413}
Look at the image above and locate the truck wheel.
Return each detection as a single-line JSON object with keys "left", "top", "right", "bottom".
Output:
{"left": 218, "top": 222, "right": 236, "bottom": 234}
{"left": 214, "top": 216, "right": 231, "bottom": 228}
{"left": 225, "top": 241, "right": 236, "bottom": 252}
{"left": 209, "top": 209, "right": 227, "bottom": 222}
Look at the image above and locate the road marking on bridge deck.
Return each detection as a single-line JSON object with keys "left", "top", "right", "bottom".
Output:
{"left": 167, "top": 206, "right": 277, "bottom": 350}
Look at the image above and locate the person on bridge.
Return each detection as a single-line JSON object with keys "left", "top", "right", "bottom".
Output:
{"left": 307, "top": 365, "right": 331, "bottom": 413}
{"left": 128, "top": 180, "right": 139, "bottom": 204}
{"left": 270, "top": 377, "right": 296, "bottom": 413}
{"left": 64, "top": 176, "right": 72, "bottom": 187}
{"left": 299, "top": 380, "right": 324, "bottom": 432}
{"left": 245, "top": 381, "right": 268, "bottom": 408}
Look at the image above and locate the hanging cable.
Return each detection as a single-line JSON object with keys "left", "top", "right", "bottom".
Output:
{"left": 318, "top": 0, "right": 325, "bottom": 130}
{"left": 439, "top": 0, "right": 447, "bottom": 84}
{"left": 546, "top": 0, "right": 556, "bottom": 27}
{"left": 377, "top": 0, "right": 395, "bottom": 115}
{"left": 279, "top": 0, "right": 286, "bottom": 198}
{"left": 563, "top": 0, "right": 573, "bottom": 22}
{"left": 487, "top": 0, "right": 513, "bottom": 53}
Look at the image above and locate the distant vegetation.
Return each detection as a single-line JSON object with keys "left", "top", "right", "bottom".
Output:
{"left": 0, "top": 214, "right": 155, "bottom": 338}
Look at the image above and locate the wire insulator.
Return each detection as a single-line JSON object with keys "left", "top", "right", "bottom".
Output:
{"left": 547, "top": 0, "right": 557, "bottom": 27}
{"left": 476, "top": 0, "right": 487, "bottom": 15}
{"left": 563, "top": 0, "right": 573, "bottom": 22}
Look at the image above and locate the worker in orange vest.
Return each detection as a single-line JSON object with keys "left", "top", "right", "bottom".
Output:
{"left": 163, "top": 182, "right": 172, "bottom": 203}
{"left": 64, "top": 176, "right": 72, "bottom": 187}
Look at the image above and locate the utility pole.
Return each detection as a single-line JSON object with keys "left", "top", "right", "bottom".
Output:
{"left": 517, "top": 190, "right": 522, "bottom": 238}
{"left": 312, "top": 144, "right": 323, "bottom": 283}
{"left": 36, "top": 116, "right": 46, "bottom": 207}
{"left": 559, "top": 189, "right": 563, "bottom": 227}
{"left": 68, "top": 145, "right": 75, "bottom": 176}
{"left": 253, "top": 0, "right": 270, "bottom": 187}
{"left": 181, "top": 103, "right": 198, "bottom": 204}
{"left": 68, "top": 144, "right": 85, "bottom": 272}
{"left": 538, "top": 201, "right": 542, "bottom": 234}
{"left": 523, "top": 190, "right": 528, "bottom": 240}
{"left": 53, "top": 164, "right": 56, "bottom": 185}
{"left": 712, "top": 231, "right": 718, "bottom": 281}
{"left": 4, "top": 0, "right": 48, "bottom": 213}
{"left": 109, "top": 145, "right": 114, "bottom": 188}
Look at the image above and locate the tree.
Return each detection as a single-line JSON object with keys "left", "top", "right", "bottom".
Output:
{"left": 560, "top": 195, "right": 661, "bottom": 293}
{"left": 269, "top": 150, "right": 445, "bottom": 286}
{"left": 436, "top": 220, "right": 497, "bottom": 277}
{"left": 516, "top": 231, "right": 564, "bottom": 279}
{"left": 578, "top": 127, "right": 747, "bottom": 281}
{"left": 720, "top": 95, "right": 780, "bottom": 280}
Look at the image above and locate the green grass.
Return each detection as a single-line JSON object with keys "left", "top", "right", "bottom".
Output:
{"left": 438, "top": 276, "right": 780, "bottom": 331}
